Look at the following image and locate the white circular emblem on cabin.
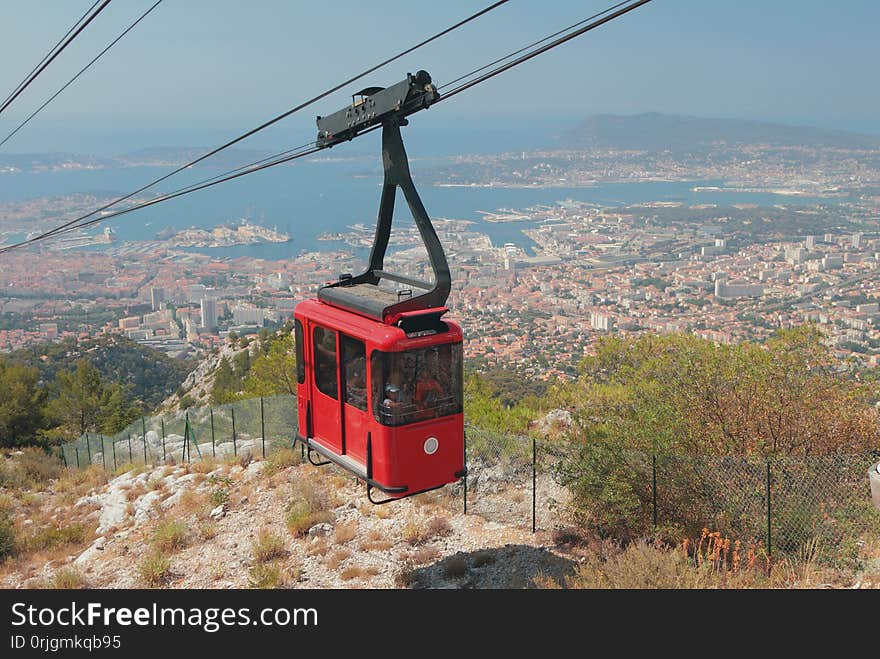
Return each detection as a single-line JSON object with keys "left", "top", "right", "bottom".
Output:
{"left": 423, "top": 437, "right": 439, "bottom": 455}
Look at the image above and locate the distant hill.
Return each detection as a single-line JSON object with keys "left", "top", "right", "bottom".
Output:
{"left": 560, "top": 112, "right": 880, "bottom": 151}
{"left": 11, "top": 335, "right": 195, "bottom": 410}
{"left": 115, "top": 146, "right": 273, "bottom": 168}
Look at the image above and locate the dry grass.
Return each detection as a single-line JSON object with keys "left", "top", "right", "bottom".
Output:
{"left": 51, "top": 566, "right": 87, "bottom": 589}
{"left": 325, "top": 549, "right": 352, "bottom": 570}
{"left": 306, "top": 538, "right": 331, "bottom": 557}
{"left": 189, "top": 457, "right": 220, "bottom": 474}
{"left": 408, "top": 546, "right": 440, "bottom": 565}
{"left": 359, "top": 529, "right": 394, "bottom": 552}
{"left": 427, "top": 516, "right": 453, "bottom": 538}
{"left": 340, "top": 565, "right": 366, "bottom": 581}
{"left": 561, "top": 531, "right": 781, "bottom": 589}
{"left": 147, "top": 477, "right": 166, "bottom": 492}
{"left": 285, "top": 473, "right": 336, "bottom": 537}
{"left": 139, "top": 551, "right": 171, "bottom": 587}
{"left": 252, "top": 528, "right": 286, "bottom": 563}
{"left": 20, "top": 523, "right": 90, "bottom": 554}
{"left": 125, "top": 483, "right": 148, "bottom": 501}
{"left": 334, "top": 520, "right": 358, "bottom": 544}
{"left": 263, "top": 448, "right": 300, "bottom": 477}
{"left": 198, "top": 522, "right": 218, "bottom": 540}
{"left": 151, "top": 519, "right": 188, "bottom": 552}
{"left": 176, "top": 490, "right": 208, "bottom": 515}
{"left": 402, "top": 515, "right": 431, "bottom": 546}
{"left": 248, "top": 562, "right": 283, "bottom": 588}
{"left": 54, "top": 465, "right": 109, "bottom": 500}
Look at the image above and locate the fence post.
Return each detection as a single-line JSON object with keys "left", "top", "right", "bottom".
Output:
{"left": 100, "top": 435, "right": 106, "bottom": 470}
{"left": 142, "top": 417, "right": 148, "bottom": 464}
{"left": 184, "top": 411, "right": 190, "bottom": 463}
{"left": 127, "top": 434, "right": 132, "bottom": 463}
{"left": 532, "top": 436, "right": 537, "bottom": 534}
{"left": 232, "top": 406, "right": 237, "bottom": 456}
{"left": 161, "top": 418, "right": 166, "bottom": 463}
{"left": 60, "top": 447, "right": 67, "bottom": 468}
{"left": 210, "top": 407, "right": 216, "bottom": 457}
{"left": 111, "top": 437, "right": 117, "bottom": 472}
{"left": 86, "top": 435, "right": 92, "bottom": 464}
{"left": 463, "top": 431, "right": 468, "bottom": 515}
{"left": 260, "top": 396, "right": 266, "bottom": 458}
{"left": 75, "top": 446, "right": 80, "bottom": 469}
{"left": 766, "top": 460, "right": 772, "bottom": 573}
{"left": 652, "top": 453, "right": 658, "bottom": 528}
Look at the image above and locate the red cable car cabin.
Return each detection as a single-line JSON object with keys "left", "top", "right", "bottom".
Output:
{"left": 294, "top": 303, "right": 464, "bottom": 501}
{"left": 294, "top": 74, "right": 465, "bottom": 502}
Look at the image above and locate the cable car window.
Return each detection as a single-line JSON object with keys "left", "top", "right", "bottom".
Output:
{"left": 342, "top": 335, "right": 367, "bottom": 411}
{"left": 371, "top": 343, "right": 462, "bottom": 426}
{"left": 313, "top": 326, "right": 338, "bottom": 399}
{"left": 295, "top": 319, "right": 305, "bottom": 385}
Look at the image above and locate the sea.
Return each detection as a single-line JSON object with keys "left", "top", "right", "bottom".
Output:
{"left": 0, "top": 157, "right": 845, "bottom": 261}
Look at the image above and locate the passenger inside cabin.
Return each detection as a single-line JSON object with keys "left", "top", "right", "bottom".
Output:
{"left": 380, "top": 383, "right": 403, "bottom": 423}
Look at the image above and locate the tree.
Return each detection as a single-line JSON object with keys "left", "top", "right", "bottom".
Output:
{"left": 243, "top": 335, "right": 297, "bottom": 396}
{"left": 554, "top": 325, "right": 880, "bottom": 539}
{"left": 46, "top": 359, "right": 104, "bottom": 439}
{"left": 211, "top": 357, "right": 239, "bottom": 405}
{"left": 0, "top": 358, "right": 46, "bottom": 448}
{"left": 46, "top": 359, "right": 140, "bottom": 439}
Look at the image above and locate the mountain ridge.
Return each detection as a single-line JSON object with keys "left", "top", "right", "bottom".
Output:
{"left": 559, "top": 111, "right": 880, "bottom": 151}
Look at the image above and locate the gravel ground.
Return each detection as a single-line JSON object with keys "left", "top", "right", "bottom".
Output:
{"left": 1, "top": 456, "right": 578, "bottom": 590}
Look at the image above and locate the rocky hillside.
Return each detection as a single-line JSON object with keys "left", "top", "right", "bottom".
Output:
{"left": 159, "top": 340, "right": 255, "bottom": 412}
{"left": 0, "top": 451, "right": 577, "bottom": 589}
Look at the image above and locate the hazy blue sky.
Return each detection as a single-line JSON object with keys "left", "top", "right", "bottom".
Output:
{"left": 1, "top": 0, "right": 878, "bottom": 153}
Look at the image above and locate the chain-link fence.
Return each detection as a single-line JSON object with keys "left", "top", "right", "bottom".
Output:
{"left": 60, "top": 398, "right": 879, "bottom": 565}
{"left": 60, "top": 395, "right": 299, "bottom": 470}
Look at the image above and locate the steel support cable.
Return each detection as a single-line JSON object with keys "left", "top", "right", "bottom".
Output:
{"left": 438, "top": 0, "right": 653, "bottom": 104}
{"left": 24, "top": 126, "right": 384, "bottom": 243}
{"left": 26, "top": 145, "right": 326, "bottom": 241}
{"left": 0, "top": 0, "right": 164, "bottom": 150}
{"left": 0, "top": 0, "right": 114, "bottom": 117}
{"left": 0, "top": 0, "right": 510, "bottom": 253}
{"left": 40, "top": 140, "right": 323, "bottom": 241}
{"left": 1, "top": 0, "right": 655, "bottom": 252}
{"left": 0, "top": 0, "right": 103, "bottom": 110}
{"left": 437, "top": 0, "right": 633, "bottom": 92}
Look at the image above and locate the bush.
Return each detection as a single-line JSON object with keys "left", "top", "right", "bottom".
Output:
{"left": 0, "top": 512, "right": 16, "bottom": 560}
{"left": 248, "top": 562, "right": 282, "bottom": 588}
{"left": 263, "top": 447, "right": 300, "bottom": 476}
{"left": 22, "top": 523, "right": 88, "bottom": 553}
{"left": 285, "top": 500, "right": 332, "bottom": 537}
{"left": 52, "top": 567, "right": 87, "bottom": 589}
{"left": 139, "top": 551, "right": 171, "bottom": 587}
{"left": 252, "top": 528, "right": 285, "bottom": 563}
{"left": 152, "top": 520, "right": 188, "bottom": 552}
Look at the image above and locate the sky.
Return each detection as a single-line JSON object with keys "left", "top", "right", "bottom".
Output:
{"left": 0, "top": 0, "right": 878, "bottom": 154}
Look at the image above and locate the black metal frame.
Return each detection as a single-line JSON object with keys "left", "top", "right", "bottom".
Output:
{"left": 318, "top": 118, "right": 451, "bottom": 323}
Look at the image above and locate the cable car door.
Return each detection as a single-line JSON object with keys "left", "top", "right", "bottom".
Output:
{"left": 341, "top": 335, "right": 368, "bottom": 464}
{"left": 311, "top": 325, "right": 342, "bottom": 452}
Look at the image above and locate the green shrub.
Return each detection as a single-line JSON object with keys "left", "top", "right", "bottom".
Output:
{"left": 248, "top": 562, "right": 282, "bottom": 588}
{"left": 139, "top": 551, "right": 171, "bottom": 587}
{"left": 23, "top": 523, "right": 88, "bottom": 553}
{"left": 252, "top": 528, "right": 285, "bottom": 563}
{"left": 285, "top": 499, "right": 332, "bottom": 537}
{"left": 0, "top": 512, "right": 16, "bottom": 559}
{"left": 152, "top": 520, "right": 188, "bottom": 552}
{"left": 52, "top": 567, "right": 87, "bottom": 589}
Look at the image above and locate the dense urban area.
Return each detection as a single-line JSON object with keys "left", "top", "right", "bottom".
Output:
{"left": 2, "top": 117, "right": 880, "bottom": 381}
